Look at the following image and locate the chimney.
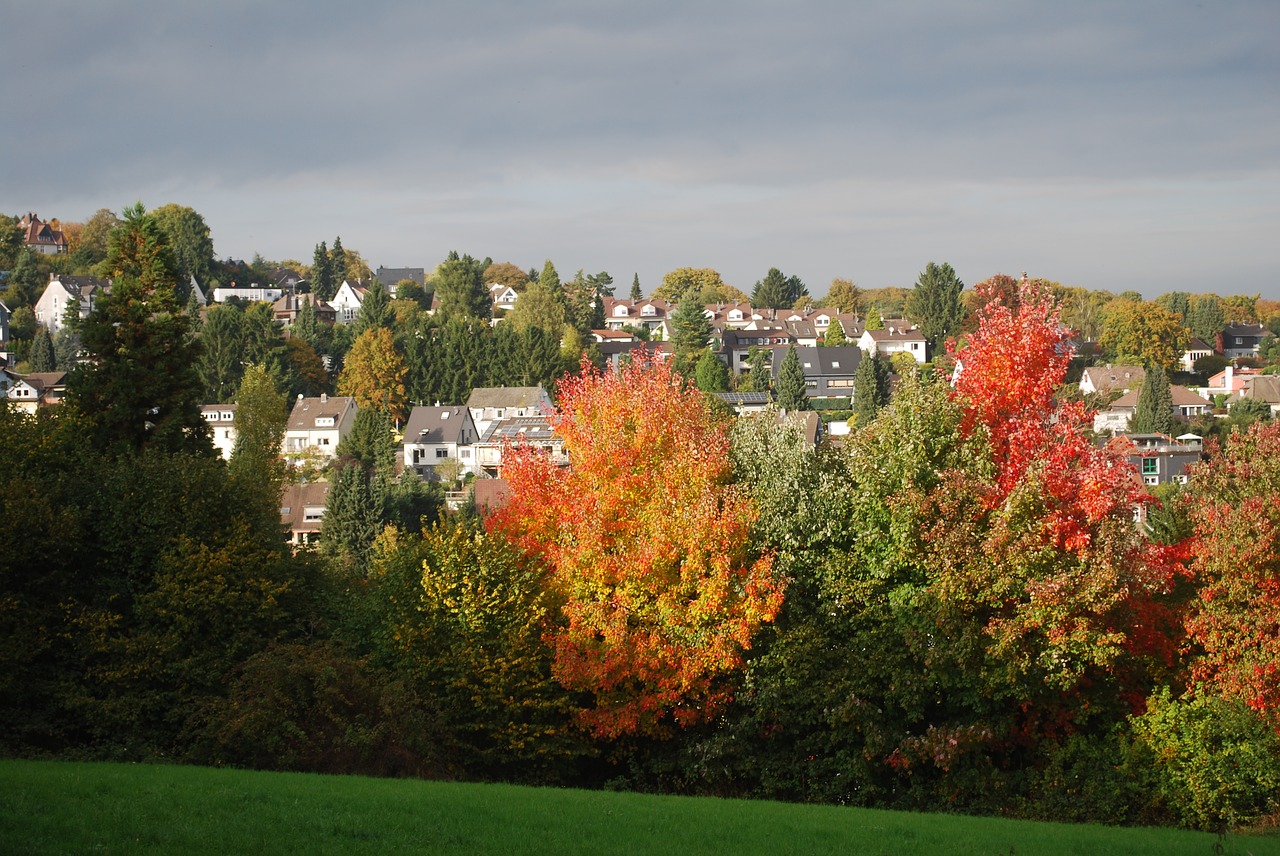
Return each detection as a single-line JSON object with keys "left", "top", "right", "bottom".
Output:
{"left": 320, "top": 393, "right": 327, "bottom": 403}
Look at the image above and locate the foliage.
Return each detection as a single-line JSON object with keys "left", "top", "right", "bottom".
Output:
{"left": 483, "top": 261, "right": 530, "bottom": 290}
{"left": 630, "top": 272, "right": 642, "bottom": 301}
{"left": 350, "top": 279, "right": 392, "bottom": 337}
{"left": 27, "top": 326, "right": 55, "bottom": 372}
{"left": 337, "top": 327, "right": 408, "bottom": 424}
{"left": 653, "top": 267, "right": 726, "bottom": 304}
{"left": 1131, "top": 689, "right": 1280, "bottom": 830}
{"left": 1187, "top": 295, "right": 1226, "bottom": 345}
{"left": 670, "top": 294, "right": 712, "bottom": 375}
{"left": 433, "top": 251, "right": 490, "bottom": 321}
{"left": 310, "top": 240, "right": 334, "bottom": 300}
{"left": 750, "top": 267, "right": 807, "bottom": 310}
{"left": 1131, "top": 363, "right": 1175, "bottom": 435}
{"left": 821, "top": 278, "right": 861, "bottom": 313}
{"left": 1099, "top": 300, "right": 1187, "bottom": 372}
{"left": 905, "top": 261, "right": 965, "bottom": 359}
{"left": 229, "top": 364, "right": 289, "bottom": 523}
{"left": 337, "top": 407, "right": 398, "bottom": 472}
{"left": 150, "top": 203, "right": 214, "bottom": 291}
{"left": 505, "top": 267, "right": 565, "bottom": 335}
{"left": 1182, "top": 421, "right": 1280, "bottom": 728}
{"left": 852, "top": 350, "right": 890, "bottom": 426}
{"left": 822, "top": 318, "right": 847, "bottom": 347}
{"left": 694, "top": 349, "right": 729, "bottom": 392}
{"left": 489, "top": 355, "right": 784, "bottom": 738}
{"left": 774, "top": 345, "right": 807, "bottom": 411}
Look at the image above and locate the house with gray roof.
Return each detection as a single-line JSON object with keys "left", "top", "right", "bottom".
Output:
{"left": 403, "top": 404, "right": 480, "bottom": 480}
{"left": 771, "top": 345, "right": 863, "bottom": 401}
{"left": 284, "top": 394, "right": 357, "bottom": 461}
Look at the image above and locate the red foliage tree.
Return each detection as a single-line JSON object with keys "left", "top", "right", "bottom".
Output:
{"left": 488, "top": 356, "right": 784, "bottom": 738}
{"left": 1184, "top": 422, "right": 1280, "bottom": 728}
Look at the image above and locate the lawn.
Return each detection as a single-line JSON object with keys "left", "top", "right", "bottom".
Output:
{"left": 2, "top": 759, "right": 1277, "bottom": 855}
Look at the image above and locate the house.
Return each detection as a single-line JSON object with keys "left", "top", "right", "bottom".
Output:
{"left": 402, "top": 404, "right": 480, "bottom": 480}
{"left": 473, "top": 414, "right": 566, "bottom": 477}
{"left": 0, "top": 298, "right": 10, "bottom": 343}
{"left": 1217, "top": 323, "right": 1274, "bottom": 359}
{"left": 273, "top": 292, "right": 336, "bottom": 327}
{"left": 489, "top": 284, "right": 520, "bottom": 316}
{"left": 19, "top": 213, "right": 68, "bottom": 255}
{"left": 720, "top": 327, "right": 792, "bottom": 374}
{"left": 771, "top": 345, "right": 863, "bottom": 400}
{"left": 376, "top": 267, "right": 425, "bottom": 289}
{"left": 597, "top": 340, "right": 673, "bottom": 369}
{"left": 1079, "top": 365, "right": 1145, "bottom": 398}
{"left": 710, "top": 391, "right": 774, "bottom": 415}
{"left": 280, "top": 482, "right": 331, "bottom": 547}
{"left": 34, "top": 275, "right": 109, "bottom": 335}
{"left": 284, "top": 394, "right": 358, "bottom": 461}
{"left": 601, "top": 297, "right": 674, "bottom": 337}
{"left": 1180, "top": 337, "right": 1215, "bottom": 373}
{"left": 1093, "top": 384, "right": 1212, "bottom": 434}
{"left": 201, "top": 404, "right": 238, "bottom": 459}
{"left": 330, "top": 280, "right": 368, "bottom": 324}
{"left": 1126, "top": 434, "right": 1202, "bottom": 487}
{"left": 857, "top": 323, "right": 927, "bottom": 364}
{"left": 3, "top": 371, "right": 67, "bottom": 413}
{"left": 1227, "top": 374, "right": 1280, "bottom": 418}
{"left": 269, "top": 267, "right": 305, "bottom": 293}
{"left": 1203, "top": 364, "right": 1262, "bottom": 397}
{"left": 212, "top": 282, "right": 284, "bottom": 304}
{"left": 465, "top": 385, "right": 553, "bottom": 436}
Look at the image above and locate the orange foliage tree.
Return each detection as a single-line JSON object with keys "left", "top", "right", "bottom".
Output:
{"left": 488, "top": 356, "right": 784, "bottom": 738}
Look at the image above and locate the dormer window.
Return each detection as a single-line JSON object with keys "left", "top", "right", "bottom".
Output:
{"left": 641, "top": 305, "right": 656, "bottom": 317}
{"left": 816, "top": 315, "right": 830, "bottom": 327}
{"left": 315, "top": 416, "right": 335, "bottom": 427}
{"left": 614, "top": 306, "right": 629, "bottom": 316}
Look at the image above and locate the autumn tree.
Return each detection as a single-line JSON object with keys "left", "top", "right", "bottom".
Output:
{"left": 822, "top": 278, "right": 861, "bottom": 314}
{"left": 483, "top": 261, "right": 530, "bottom": 290}
{"left": 905, "top": 261, "right": 965, "bottom": 359}
{"left": 654, "top": 267, "right": 728, "bottom": 304}
{"left": 1099, "top": 300, "right": 1187, "bottom": 371}
{"left": 489, "top": 355, "right": 784, "bottom": 738}
{"left": 338, "top": 327, "right": 408, "bottom": 424}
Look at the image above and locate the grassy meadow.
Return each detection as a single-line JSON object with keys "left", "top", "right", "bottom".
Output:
{"left": 3, "top": 760, "right": 1278, "bottom": 855}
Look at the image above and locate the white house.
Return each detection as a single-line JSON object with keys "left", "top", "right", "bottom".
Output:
{"left": 330, "top": 281, "right": 368, "bottom": 324}
{"left": 465, "top": 385, "right": 553, "bottom": 436}
{"left": 857, "top": 323, "right": 927, "bottom": 364}
{"left": 284, "top": 394, "right": 358, "bottom": 460}
{"left": 212, "top": 283, "right": 284, "bottom": 304}
{"left": 201, "top": 404, "right": 238, "bottom": 459}
{"left": 403, "top": 405, "right": 481, "bottom": 480}
{"left": 34, "top": 275, "right": 108, "bottom": 335}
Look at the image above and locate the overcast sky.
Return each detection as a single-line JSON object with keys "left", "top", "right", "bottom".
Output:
{"left": 4, "top": 1, "right": 1278, "bottom": 300}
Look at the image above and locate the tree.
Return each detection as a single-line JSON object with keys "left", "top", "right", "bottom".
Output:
{"left": 822, "top": 278, "right": 861, "bottom": 314}
{"left": 1099, "top": 300, "right": 1187, "bottom": 373}
{"left": 336, "top": 407, "right": 397, "bottom": 472}
{"left": 630, "top": 273, "right": 642, "bottom": 301}
{"left": 1187, "top": 295, "right": 1226, "bottom": 345}
{"left": 1130, "top": 364, "right": 1174, "bottom": 435}
{"left": 329, "top": 236, "right": 347, "bottom": 287}
{"left": 228, "top": 363, "right": 289, "bottom": 524}
{"left": 70, "top": 208, "right": 121, "bottom": 270}
{"left": 292, "top": 294, "right": 321, "bottom": 350}
{"left": 483, "top": 261, "right": 530, "bottom": 290}
{"left": 151, "top": 203, "right": 215, "bottom": 291}
{"left": 823, "top": 318, "right": 848, "bottom": 347}
{"left": 323, "top": 461, "right": 384, "bottom": 571}
{"left": 654, "top": 267, "right": 727, "bottom": 304}
{"left": 505, "top": 272, "right": 565, "bottom": 337}
{"left": 197, "top": 304, "right": 245, "bottom": 403}
{"left": 350, "top": 279, "right": 392, "bottom": 337}
{"left": 853, "top": 350, "right": 889, "bottom": 425}
{"left": 751, "top": 267, "right": 807, "bottom": 310}
{"left": 27, "top": 326, "right": 55, "bottom": 372}
{"left": 905, "top": 261, "right": 965, "bottom": 360}
{"left": 337, "top": 327, "right": 408, "bottom": 424}
{"left": 739, "top": 345, "right": 771, "bottom": 393}
{"left": 68, "top": 202, "right": 212, "bottom": 456}
{"left": 488, "top": 355, "right": 784, "bottom": 738}
{"left": 311, "top": 241, "right": 334, "bottom": 301}
{"left": 865, "top": 307, "right": 884, "bottom": 330}
{"left": 695, "top": 348, "right": 729, "bottom": 392}
{"left": 1155, "top": 291, "right": 1191, "bottom": 324}
{"left": 563, "top": 269, "right": 605, "bottom": 335}
{"left": 1183, "top": 421, "right": 1280, "bottom": 730}
{"left": 775, "top": 345, "right": 807, "bottom": 411}
{"left": 434, "top": 251, "right": 490, "bottom": 321}
{"left": 670, "top": 294, "right": 713, "bottom": 376}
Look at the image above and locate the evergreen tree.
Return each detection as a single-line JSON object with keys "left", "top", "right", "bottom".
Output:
{"left": 630, "top": 273, "right": 642, "bottom": 301}
{"left": 350, "top": 279, "right": 392, "bottom": 337}
{"left": 292, "top": 294, "right": 320, "bottom": 350}
{"left": 311, "top": 241, "right": 334, "bottom": 301}
{"left": 1130, "top": 363, "right": 1175, "bottom": 435}
{"left": 751, "top": 267, "right": 808, "bottom": 310}
{"left": 854, "top": 351, "right": 890, "bottom": 425}
{"left": 866, "top": 308, "right": 884, "bottom": 330}
{"left": 323, "top": 462, "right": 384, "bottom": 571}
{"left": 904, "top": 261, "right": 965, "bottom": 359}
{"left": 671, "top": 294, "right": 713, "bottom": 377}
{"left": 695, "top": 348, "right": 730, "bottom": 392}
{"left": 741, "top": 345, "right": 770, "bottom": 393}
{"left": 28, "top": 326, "right": 55, "bottom": 372}
{"left": 775, "top": 345, "right": 807, "bottom": 411}
{"left": 330, "top": 236, "right": 347, "bottom": 285}
{"left": 434, "top": 251, "right": 490, "bottom": 321}
{"left": 336, "top": 407, "right": 398, "bottom": 472}
{"left": 1187, "top": 295, "right": 1226, "bottom": 344}
{"left": 53, "top": 327, "right": 80, "bottom": 371}
{"left": 68, "top": 202, "right": 212, "bottom": 456}
{"left": 1155, "top": 291, "right": 1191, "bottom": 324}
{"left": 228, "top": 363, "right": 289, "bottom": 523}
{"left": 823, "top": 318, "right": 848, "bottom": 347}
{"left": 539, "top": 260, "right": 562, "bottom": 303}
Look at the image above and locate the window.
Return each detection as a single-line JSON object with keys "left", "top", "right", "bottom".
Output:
{"left": 827, "top": 379, "right": 855, "bottom": 388}
{"left": 831, "top": 361, "right": 840, "bottom": 368}
{"left": 1141, "top": 458, "right": 1158, "bottom": 475}
{"left": 496, "top": 409, "right": 504, "bottom": 418}
{"left": 315, "top": 416, "right": 335, "bottom": 427}
{"left": 435, "top": 449, "right": 448, "bottom": 458}
{"left": 1144, "top": 475, "right": 1159, "bottom": 486}
{"left": 304, "top": 507, "right": 324, "bottom": 522}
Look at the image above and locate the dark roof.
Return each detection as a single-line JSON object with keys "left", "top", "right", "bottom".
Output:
{"left": 375, "top": 267, "right": 426, "bottom": 287}
{"left": 479, "top": 415, "right": 558, "bottom": 444}
{"left": 287, "top": 395, "right": 355, "bottom": 429}
{"left": 403, "top": 405, "right": 474, "bottom": 444}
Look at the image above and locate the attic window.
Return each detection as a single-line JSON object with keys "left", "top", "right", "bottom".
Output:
{"left": 441, "top": 411, "right": 450, "bottom": 419}
{"left": 803, "top": 362, "right": 812, "bottom": 368}
{"left": 315, "top": 416, "right": 335, "bottom": 427}
{"left": 831, "top": 361, "right": 840, "bottom": 368}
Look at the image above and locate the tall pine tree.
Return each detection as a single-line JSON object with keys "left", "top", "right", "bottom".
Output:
{"left": 1130, "top": 363, "right": 1174, "bottom": 435}
{"left": 775, "top": 345, "right": 807, "bottom": 411}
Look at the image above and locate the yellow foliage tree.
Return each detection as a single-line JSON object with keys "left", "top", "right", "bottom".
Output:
{"left": 337, "top": 327, "right": 408, "bottom": 424}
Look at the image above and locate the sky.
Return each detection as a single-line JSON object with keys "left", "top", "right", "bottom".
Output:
{"left": 3, "top": 1, "right": 1278, "bottom": 301}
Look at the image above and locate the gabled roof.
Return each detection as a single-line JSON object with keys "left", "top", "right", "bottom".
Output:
{"left": 287, "top": 395, "right": 356, "bottom": 429}
{"left": 280, "top": 482, "right": 331, "bottom": 532}
{"left": 49, "top": 275, "right": 109, "bottom": 298}
{"left": 466, "top": 386, "right": 549, "bottom": 410}
{"left": 1109, "top": 384, "right": 1210, "bottom": 410}
{"left": 20, "top": 213, "right": 68, "bottom": 251}
{"left": 376, "top": 267, "right": 425, "bottom": 287}
{"left": 1081, "top": 365, "right": 1145, "bottom": 394}
{"left": 774, "top": 345, "right": 863, "bottom": 378}
{"left": 403, "top": 405, "right": 474, "bottom": 445}
{"left": 1240, "top": 375, "right": 1280, "bottom": 404}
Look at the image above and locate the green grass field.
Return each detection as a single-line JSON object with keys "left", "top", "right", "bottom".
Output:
{"left": 2, "top": 760, "right": 1277, "bottom": 855}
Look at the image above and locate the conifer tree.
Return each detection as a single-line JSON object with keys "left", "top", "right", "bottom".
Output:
{"left": 1130, "top": 364, "right": 1174, "bottom": 435}
{"left": 671, "top": 294, "right": 713, "bottom": 377}
{"left": 28, "top": 326, "right": 55, "bottom": 372}
{"left": 695, "top": 348, "right": 729, "bottom": 392}
{"left": 904, "top": 261, "right": 965, "bottom": 359}
{"left": 630, "top": 273, "right": 642, "bottom": 301}
{"left": 776, "top": 345, "right": 807, "bottom": 411}
{"left": 823, "top": 318, "right": 848, "bottom": 347}
{"left": 311, "top": 241, "right": 334, "bottom": 301}
{"left": 853, "top": 351, "right": 889, "bottom": 425}
{"left": 330, "top": 236, "right": 347, "bottom": 285}
{"left": 350, "top": 279, "right": 392, "bottom": 337}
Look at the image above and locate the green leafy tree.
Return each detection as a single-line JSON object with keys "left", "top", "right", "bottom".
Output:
{"left": 694, "top": 348, "right": 729, "bottom": 392}
{"left": 654, "top": 267, "right": 728, "bottom": 304}
{"left": 1187, "top": 295, "right": 1226, "bottom": 344}
{"left": 68, "top": 202, "right": 212, "bottom": 456}
{"left": 506, "top": 270, "right": 566, "bottom": 335}
{"left": 1154, "top": 291, "right": 1191, "bottom": 324}
{"left": 905, "top": 261, "right": 965, "bottom": 359}
{"left": 1099, "top": 300, "right": 1188, "bottom": 372}
{"left": 670, "top": 294, "right": 713, "bottom": 376}
{"left": 350, "top": 279, "right": 392, "bottom": 337}
{"left": 775, "top": 345, "right": 807, "bottom": 411}
{"left": 823, "top": 318, "right": 848, "bottom": 347}
{"left": 822, "top": 277, "right": 861, "bottom": 313}
{"left": 151, "top": 203, "right": 214, "bottom": 292}
{"left": 1129, "top": 363, "right": 1174, "bottom": 435}
{"left": 751, "top": 267, "right": 807, "bottom": 310}
{"left": 228, "top": 363, "right": 289, "bottom": 526}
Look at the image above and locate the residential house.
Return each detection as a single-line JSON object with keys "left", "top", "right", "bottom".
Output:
{"left": 284, "top": 394, "right": 358, "bottom": 461}
{"left": 402, "top": 404, "right": 480, "bottom": 480}
{"left": 1180, "top": 337, "right": 1215, "bottom": 373}
{"left": 269, "top": 267, "right": 304, "bottom": 293}
{"left": 1227, "top": 374, "right": 1280, "bottom": 418}
{"left": 1203, "top": 364, "right": 1262, "bottom": 397}
{"left": 857, "top": 322, "right": 927, "bottom": 364}
{"left": 1078, "top": 365, "right": 1145, "bottom": 398}
{"left": 597, "top": 339, "right": 673, "bottom": 369}
{"left": 34, "top": 275, "right": 108, "bottom": 335}
{"left": 465, "top": 385, "right": 553, "bottom": 436}
{"left": 273, "top": 292, "right": 336, "bottom": 327}
{"left": 201, "top": 404, "right": 238, "bottom": 459}
{"left": 212, "top": 282, "right": 284, "bottom": 304}
{"left": 330, "top": 280, "right": 368, "bottom": 324}
{"left": 473, "top": 414, "right": 566, "bottom": 478}
{"left": 375, "top": 266, "right": 425, "bottom": 289}
{"left": 489, "top": 284, "right": 520, "bottom": 316}
{"left": 1126, "top": 433, "right": 1202, "bottom": 487}
{"left": 771, "top": 345, "right": 863, "bottom": 401}
{"left": 720, "top": 326, "right": 791, "bottom": 375}
{"left": 601, "top": 297, "right": 674, "bottom": 338}
{"left": 1217, "top": 323, "right": 1274, "bottom": 359}
{"left": 1093, "top": 384, "right": 1212, "bottom": 434}
{"left": 280, "top": 482, "right": 331, "bottom": 546}
{"left": 3, "top": 371, "right": 67, "bottom": 413}
{"left": 19, "top": 213, "right": 68, "bottom": 255}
